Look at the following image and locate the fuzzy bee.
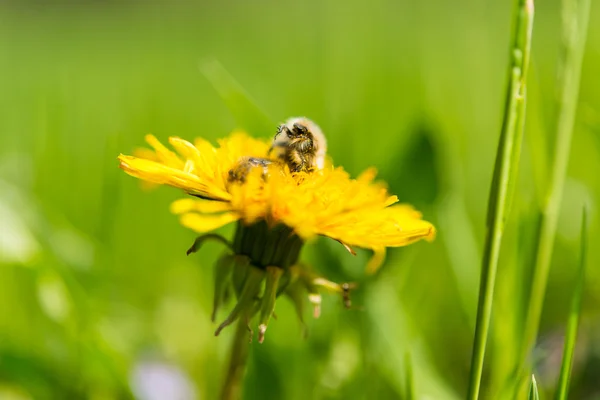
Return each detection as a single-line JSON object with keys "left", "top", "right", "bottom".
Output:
{"left": 269, "top": 117, "right": 327, "bottom": 173}
{"left": 227, "top": 156, "right": 273, "bottom": 183}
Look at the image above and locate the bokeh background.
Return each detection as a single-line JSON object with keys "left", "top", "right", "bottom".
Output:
{"left": 1, "top": 0, "right": 599, "bottom": 399}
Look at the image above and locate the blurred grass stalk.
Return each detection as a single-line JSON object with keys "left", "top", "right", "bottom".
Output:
{"left": 466, "top": 1, "right": 534, "bottom": 399}
{"left": 520, "top": 0, "right": 591, "bottom": 370}
{"left": 555, "top": 208, "right": 588, "bottom": 400}
{"left": 200, "top": 59, "right": 274, "bottom": 135}
{"left": 404, "top": 352, "right": 415, "bottom": 400}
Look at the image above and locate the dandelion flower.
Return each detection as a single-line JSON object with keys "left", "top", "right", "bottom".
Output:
{"left": 118, "top": 129, "right": 435, "bottom": 342}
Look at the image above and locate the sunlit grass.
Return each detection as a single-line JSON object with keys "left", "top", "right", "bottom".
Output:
{"left": 466, "top": 0, "right": 534, "bottom": 398}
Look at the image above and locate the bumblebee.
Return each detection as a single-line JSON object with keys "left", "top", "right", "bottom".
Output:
{"left": 269, "top": 117, "right": 327, "bottom": 173}
{"left": 227, "top": 156, "right": 272, "bottom": 183}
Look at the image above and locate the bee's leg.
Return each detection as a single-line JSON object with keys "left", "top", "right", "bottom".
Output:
{"left": 275, "top": 124, "right": 292, "bottom": 139}
{"left": 288, "top": 151, "right": 305, "bottom": 173}
{"left": 247, "top": 157, "right": 272, "bottom": 167}
{"left": 275, "top": 124, "right": 285, "bottom": 136}
{"left": 298, "top": 153, "right": 310, "bottom": 172}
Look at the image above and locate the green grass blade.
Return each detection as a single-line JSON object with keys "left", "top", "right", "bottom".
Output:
{"left": 466, "top": 1, "right": 534, "bottom": 399}
{"left": 554, "top": 207, "right": 588, "bottom": 400}
{"left": 200, "top": 58, "right": 274, "bottom": 136}
{"left": 529, "top": 375, "right": 540, "bottom": 400}
{"left": 520, "top": 0, "right": 591, "bottom": 368}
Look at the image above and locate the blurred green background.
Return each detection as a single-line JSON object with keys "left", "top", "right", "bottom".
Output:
{"left": 1, "top": 0, "right": 599, "bottom": 399}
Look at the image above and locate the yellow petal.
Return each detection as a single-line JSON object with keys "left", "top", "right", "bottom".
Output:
{"left": 145, "top": 135, "right": 183, "bottom": 168}
{"left": 170, "top": 198, "right": 232, "bottom": 214}
{"left": 366, "top": 247, "right": 386, "bottom": 274}
{"left": 169, "top": 137, "right": 205, "bottom": 170}
{"left": 384, "top": 195, "right": 399, "bottom": 207}
{"left": 118, "top": 154, "right": 231, "bottom": 201}
{"left": 357, "top": 167, "right": 377, "bottom": 183}
{"left": 179, "top": 212, "right": 240, "bottom": 233}
{"left": 133, "top": 147, "right": 159, "bottom": 161}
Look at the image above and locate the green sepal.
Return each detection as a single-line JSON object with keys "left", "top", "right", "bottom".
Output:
{"left": 231, "top": 255, "right": 252, "bottom": 298}
{"left": 257, "top": 266, "right": 284, "bottom": 343}
{"left": 283, "top": 279, "right": 308, "bottom": 339}
{"left": 215, "top": 265, "right": 265, "bottom": 337}
{"left": 186, "top": 233, "right": 232, "bottom": 255}
{"left": 212, "top": 254, "right": 236, "bottom": 322}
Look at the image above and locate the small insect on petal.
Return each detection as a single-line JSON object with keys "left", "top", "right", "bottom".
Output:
{"left": 227, "top": 156, "right": 273, "bottom": 184}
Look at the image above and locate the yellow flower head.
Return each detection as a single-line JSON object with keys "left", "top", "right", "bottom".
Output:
{"left": 118, "top": 131, "right": 435, "bottom": 272}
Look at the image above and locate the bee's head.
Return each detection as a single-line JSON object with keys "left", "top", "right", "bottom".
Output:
{"left": 289, "top": 122, "right": 311, "bottom": 139}
{"left": 276, "top": 117, "right": 325, "bottom": 150}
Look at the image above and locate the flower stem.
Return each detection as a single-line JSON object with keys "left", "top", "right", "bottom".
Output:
{"left": 520, "top": 0, "right": 591, "bottom": 366}
{"left": 466, "top": 1, "right": 534, "bottom": 399}
{"left": 220, "top": 318, "right": 251, "bottom": 400}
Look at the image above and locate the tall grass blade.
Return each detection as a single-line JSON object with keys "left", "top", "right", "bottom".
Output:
{"left": 529, "top": 375, "right": 540, "bottom": 400}
{"left": 465, "top": 1, "right": 534, "bottom": 399}
{"left": 520, "top": 0, "right": 591, "bottom": 368}
{"left": 200, "top": 58, "right": 274, "bottom": 135}
{"left": 555, "top": 207, "right": 588, "bottom": 400}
